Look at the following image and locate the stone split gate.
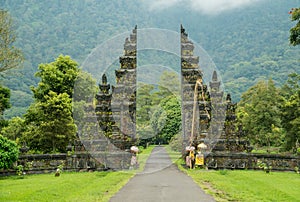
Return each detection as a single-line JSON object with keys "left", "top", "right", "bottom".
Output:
{"left": 3, "top": 25, "right": 298, "bottom": 175}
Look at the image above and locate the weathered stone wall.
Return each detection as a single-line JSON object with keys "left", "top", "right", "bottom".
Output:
{"left": 205, "top": 152, "right": 300, "bottom": 171}
{"left": 1, "top": 151, "right": 299, "bottom": 176}
{"left": 0, "top": 151, "right": 131, "bottom": 176}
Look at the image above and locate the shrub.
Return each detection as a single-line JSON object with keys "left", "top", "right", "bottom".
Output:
{"left": 15, "top": 165, "right": 23, "bottom": 176}
{"left": 0, "top": 134, "right": 19, "bottom": 169}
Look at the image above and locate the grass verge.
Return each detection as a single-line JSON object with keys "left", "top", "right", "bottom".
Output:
{"left": 165, "top": 146, "right": 300, "bottom": 202}
{"left": 0, "top": 171, "right": 132, "bottom": 202}
{"left": 0, "top": 145, "right": 155, "bottom": 202}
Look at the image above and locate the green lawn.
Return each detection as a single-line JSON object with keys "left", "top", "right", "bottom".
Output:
{"left": 0, "top": 171, "right": 132, "bottom": 202}
{"left": 185, "top": 169, "right": 300, "bottom": 202}
{"left": 165, "top": 146, "right": 300, "bottom": 202}
{"left": 3, "top": 146, "right": 299, "bottom": 202}
{"left": 0, "top": 145, "right": 154, "bottom": 202}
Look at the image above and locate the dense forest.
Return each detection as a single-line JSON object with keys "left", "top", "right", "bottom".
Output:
{"left": 0, "top": 0, "right": 299, "bottom": 118}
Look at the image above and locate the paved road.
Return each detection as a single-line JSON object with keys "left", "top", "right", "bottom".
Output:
{"left": 110, "top": 146, "right": 215, "bottom": 202}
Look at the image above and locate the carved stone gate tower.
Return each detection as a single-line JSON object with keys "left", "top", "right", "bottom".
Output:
{"left": 180, "top": 25, "right": 211, "bottom": 148}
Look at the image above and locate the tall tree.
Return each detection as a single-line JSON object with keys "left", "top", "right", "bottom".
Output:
{"left": 0, "top": 9, "right": 23, "bottom": 73}
{"left": 136, "top": 71, "right": 181, "bottom": 145}
{"left": 149, "top": 71, "right": 181, "bottom": 144}
{"left": 289, "top": 7, "right": 300, "bottom": 46}
{"left": 238, "top": 79, "right": 283, "bottom": 147}
{"left": 281, "top": 91, "right": 300, "bottom": 151}
{"left": 24, "top": 55, "right": 79, "bottom": 153}
{"left": 150, "top": 95, "right": 181, "bottom": 144}
{"left": 24, "top": 92, "right": 76, "bottom": 152}
{"left": 31, "top": 55, "right": 79, "bottom": 101}
{"left": 280, "top": 73, "right": 300, "bottom": 151}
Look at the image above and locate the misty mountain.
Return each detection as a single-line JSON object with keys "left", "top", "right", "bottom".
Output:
{"left": 1, "top": 0, "right": 299, "bottom": 118}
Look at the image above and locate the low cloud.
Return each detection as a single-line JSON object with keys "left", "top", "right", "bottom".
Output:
{"left": 146, "top": 0, "right": 260, "bottom": 14}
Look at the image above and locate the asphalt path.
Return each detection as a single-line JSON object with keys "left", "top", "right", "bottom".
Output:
{"left": 110, "top": 146, "right": 215, "bottom": 202}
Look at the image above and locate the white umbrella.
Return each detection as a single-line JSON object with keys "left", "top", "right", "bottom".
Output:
{"left": 185, "top": 146, "right": 195, "bottom": 151}
{"left": 198, "top": 143, "right": 207, "bottom": 149}
{"left": 130, "top": 146, "right": 139, "bottom": 153}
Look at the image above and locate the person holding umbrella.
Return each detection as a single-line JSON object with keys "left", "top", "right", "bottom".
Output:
{"left": 185, "top": 145, "right": 195, "bottom": 169}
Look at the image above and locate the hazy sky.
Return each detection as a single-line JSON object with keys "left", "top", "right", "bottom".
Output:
{"left": 146, "top": 0, "right": 260, "bottom": 14}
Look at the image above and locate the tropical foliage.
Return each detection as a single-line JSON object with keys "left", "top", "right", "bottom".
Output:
{"left": 237, "top": 73, "right": 300, "bottom": 152}
{"left": 280, "top": 73, "right": 300, "bottom": 151}
{"left": 238, "top": 79, "right": 283, "bottom": 147}
{"left": 137, "top": 71, "right": 181, "bottom": 145}
{"left": 0, "top": 134, "right": 18, "bottom": 169}
{"left": 21, "top": 56, "right": 79, "bottom": 153}
{"left": 0, "top": 116, "right": 25, "bottom": 142}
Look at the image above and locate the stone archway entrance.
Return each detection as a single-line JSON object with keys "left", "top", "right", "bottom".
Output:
{"left": 84, "top": 25, "right": 250, "bottom": 169}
